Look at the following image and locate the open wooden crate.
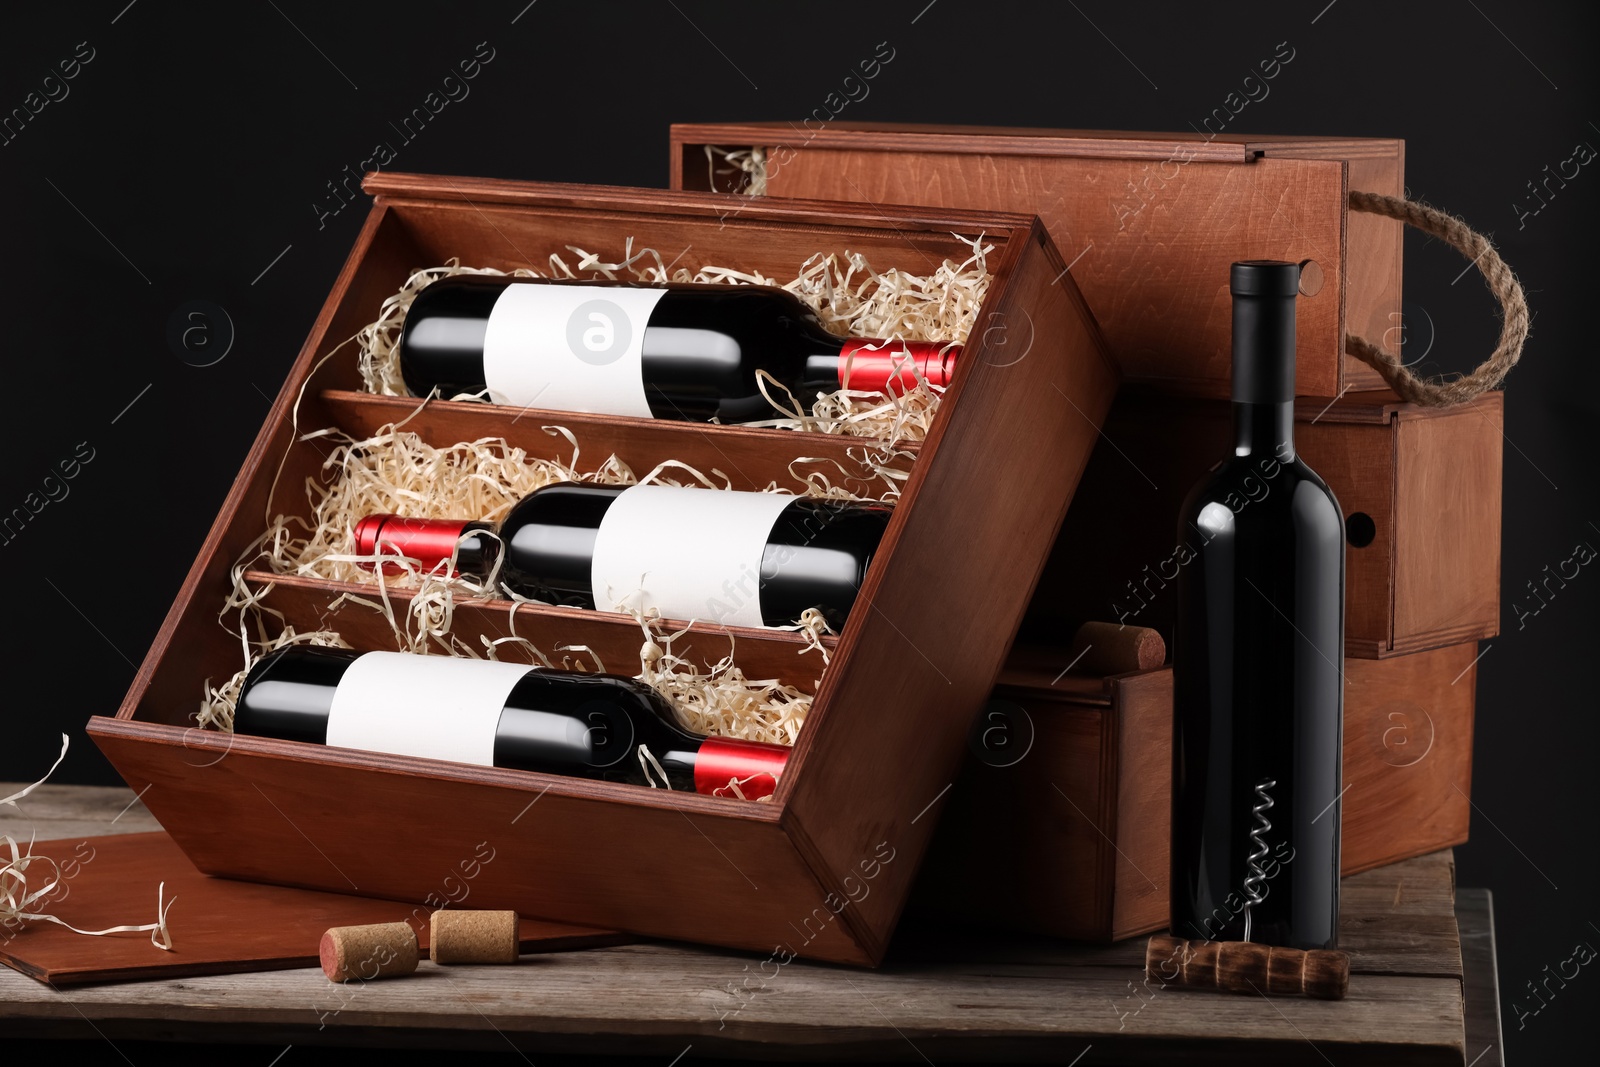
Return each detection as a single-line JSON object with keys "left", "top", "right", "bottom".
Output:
{"left": 86, "top": 175, "right": 1118, "bottom": 965}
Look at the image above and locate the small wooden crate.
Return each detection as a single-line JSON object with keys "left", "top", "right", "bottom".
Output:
{"left": 670, "top": 123, "right": 1404, "bottom": 398}
{"left": 86, "top": 175, "right": 1118, "bottom": 966}
{"left": 912, "top": 641, "right": 1478, "bottom": 941}
{"left": 1024, "top": 387, "right": 1503, "bottom": 658}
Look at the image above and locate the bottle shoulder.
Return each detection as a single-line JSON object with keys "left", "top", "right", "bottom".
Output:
{"left": 1179, "top": 453, "right": 1343, "bottom": 532}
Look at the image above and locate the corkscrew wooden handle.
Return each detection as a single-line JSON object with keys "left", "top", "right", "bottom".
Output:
{"left": 1145, "top": 934, "right": 1350, "bottom": 1000}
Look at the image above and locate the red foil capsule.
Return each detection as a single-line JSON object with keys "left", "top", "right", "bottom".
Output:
{"left": 694, "top": 736, "right": 790, "bottom": 800}
{"left": 837, "top": 340, "right": 959, "bottom": 394}
{"left": 353, "top": 515, "right": 471, "bottom": 576}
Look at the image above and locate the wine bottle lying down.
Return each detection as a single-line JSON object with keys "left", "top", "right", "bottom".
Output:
{"left": 354, "top": 483, "right": 893, "bottom": 630}
{"left": 399, "top": 276, "right": 961, "bottom": 422}
{"left": 234, "top": 647, "right": 790, "bottom": 800}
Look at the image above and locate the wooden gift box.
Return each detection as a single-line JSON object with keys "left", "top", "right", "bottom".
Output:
{"left": 1023, "top": 387, "right": 1503, "bottom": 658}
{"left": 85, "top": 175, "right": 1119, "bottom": 966}
{"left": 913, "top": 640, "right": 1478, "bottom": 941}
{"left": 670, "top": 123, "right": 1404, "bottom": 398}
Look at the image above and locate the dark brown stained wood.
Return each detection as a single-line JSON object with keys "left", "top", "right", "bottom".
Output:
{"left": 1112, "top": 668, "right": 1176, "bottom": 938}
{"left": 778, "top": 224, "right": 1120, "bottom": 962}
{"left": 321, "top": 390, "right": 919, "bottom": 497}
{"left": 89, "top": 719, "right": 875, "bottom": 963}
{"left": 233, "top": 570, "right": 834, "bottom": 696}
{"left": 1023, "top": 387, "right": 1503, "bottom": 659}
{"left": 86, "top": 176, "right": 1119, "bottom": 966}
{"left": 915, "top": 642, "right": 1476, "bottom": 942}
{"left": 0, "top": 832, "right": 627, "bottom": 987}
{"left": 0, "top": 786, "right": 1471, "bottom": 1066}
{"left": 671, "top": 122, "right": 1407, "bottom": 398}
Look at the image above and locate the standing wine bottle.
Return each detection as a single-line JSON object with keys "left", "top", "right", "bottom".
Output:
{"left": 1170, "top": 261, "right": 1346, "bottom": 950}
{"left": 234, "top": 647, "right": 789, "bottom": 798}
{"left": 353, "top": 484, "right": 892, "bottom": 629}
{"left": 398, "top": 276, "right": 960, "bottom": 422}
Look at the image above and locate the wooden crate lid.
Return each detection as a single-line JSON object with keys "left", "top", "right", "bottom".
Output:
{"left": 670, "top": 121, "right": 1402, "bottom": 163}
{"left": 669, "top": 122, "right": 1406, "bottom": 400}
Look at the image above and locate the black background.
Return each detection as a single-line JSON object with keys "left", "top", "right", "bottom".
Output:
{"left": 2, "top": 1, "right": 1595, "bottom": 1062}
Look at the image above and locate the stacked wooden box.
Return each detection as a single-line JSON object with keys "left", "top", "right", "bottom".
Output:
{"left": 669, "top": 124, "right": 1501, "bottom": 941}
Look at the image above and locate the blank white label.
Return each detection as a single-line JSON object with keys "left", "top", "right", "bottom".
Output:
{"left": 589, "top": 485, "right": 795, "bottom": 629}
{"left": 325, "top": 652, "right": 531, "bottom": 766}
{"left": 481, "top": 283, "right": 667, "bottom": 417}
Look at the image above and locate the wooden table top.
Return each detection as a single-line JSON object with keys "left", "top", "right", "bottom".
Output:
{"left": 2, "top": 782, "right": 1490, "bottom": 1064}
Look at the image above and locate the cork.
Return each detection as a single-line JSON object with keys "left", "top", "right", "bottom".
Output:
{"left": 319, "top": 921, "right": 419, "bottom": 983}
{"left": 429, "top": 909, "right": 520, "bottom": 964}
{"left": 1067, "top": 621, "right": 1166, "bottom": 675}
{"left": 1145, "top": 934, "right": 1350, "bottom": 1000}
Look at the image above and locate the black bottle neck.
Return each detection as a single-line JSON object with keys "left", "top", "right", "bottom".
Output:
{"left": 1228, "top": 261, "right": 1300, "bottom": 461}
{"left": 1233, "top": 401, "right": 1296, "bottom": 461}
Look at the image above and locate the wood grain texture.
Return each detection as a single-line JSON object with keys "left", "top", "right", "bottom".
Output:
{"left": 0, "top": 832, "right": 624, "bottom": 986}
{"left": 777, "top": 223, "right": 1120, "bottom": 962}
{"left": 765, "top": 150, "right": 1343, "bottom": 396}
{"left": 917, "top": 642, "right": 1475, "bottom": 942}
{"left": 1112, "top": 668, "right": 1175, "bottom": 938}
{"left": 1296, "top": 404, "right": 1396, "bottom": 653}
{"left": 1262, "top": 141, "right": 1404, "bottom": 391}
{"left": 1341, "top": 643, "right": 1476, "bottom": 875}
{"left": 671, "top": 123, "right": 1407, "bottom": 399}
{"left": 321, "top": 389, "right": 918, "bottom": 497}
{"left": 0, "top": 790, "right": 1470, "bottom": 1066}
{"left": 1023, "top": 387, "right": 1504, "bottom": 659}
{"left": 1394, "top": 392, "right": 1503, "bottom": 648}
{"left": 86, "top": 176, "right": 1117, "bottom": 967}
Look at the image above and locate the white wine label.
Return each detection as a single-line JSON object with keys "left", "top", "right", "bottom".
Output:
{"left": 589, "top": 484, "right": 794, "bottom": 629}
{"left": 325, "top": 651, "right": 531, "bottom": 765}
{"left": 481, "top": 283, "right": 668, "bottom": 417}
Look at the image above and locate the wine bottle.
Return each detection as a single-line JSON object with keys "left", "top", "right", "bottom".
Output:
{"left": 233, "top": 647, "right": 789, "bottom": 798}
{"left": 1170, "top": 261, "right": 1346, "bottom": 951}
{"left": 353, "top": 484, "right": 892, "bottom": 629}
{"left": 398, "top": 276, "right": 960, "bottom": 421}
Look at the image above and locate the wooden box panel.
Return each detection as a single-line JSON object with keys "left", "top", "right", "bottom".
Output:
{"left": 670, "top": 123, "right": 1405, "bottom": 398}
{"left": 87, "top": 176, "right": 1119, "bottom": 966}
{"left": 912, "top": 641, "right": 1477, "bottom": 941}
{"left": 1022, "top": 388, "right": 1503, "bottom": 658}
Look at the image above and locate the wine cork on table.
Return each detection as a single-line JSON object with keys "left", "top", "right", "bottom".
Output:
{"left": 1067, "top": 621, "right": 1166, "bottom": 675}
{"left": 430, "top": 909, "right": 520, "bottom": 964}
{"left": 320, "top": 921, "right": 419, "bottom": 983}
{"left": 1145, "top": 934, "right": 1350, "bottom": 1000}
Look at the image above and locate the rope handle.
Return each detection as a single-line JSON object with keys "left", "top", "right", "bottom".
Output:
{"left": 1344, "top": 191, "right": 1529, "bottom": 406}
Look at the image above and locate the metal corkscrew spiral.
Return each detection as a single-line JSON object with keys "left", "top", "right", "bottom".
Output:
{"left": 1241, "top": 777, "right": 1277, "bottom": 943}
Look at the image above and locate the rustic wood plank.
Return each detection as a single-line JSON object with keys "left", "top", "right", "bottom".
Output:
{"left": 0, "top": 943, "right": 1464, "bottom": 1063}
{"left": 0, "top": 782, "right": 162, "bottom": 840}
{"left": 1457, "top": 888, "right": 1504, "bottom": 1067}
{"left": 3, "top": 786, "right": 1467, "bottom": 1062}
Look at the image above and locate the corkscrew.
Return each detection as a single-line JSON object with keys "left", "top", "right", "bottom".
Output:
{"left": 1241, "top": 777, "right": 1277, "bottom": 943}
